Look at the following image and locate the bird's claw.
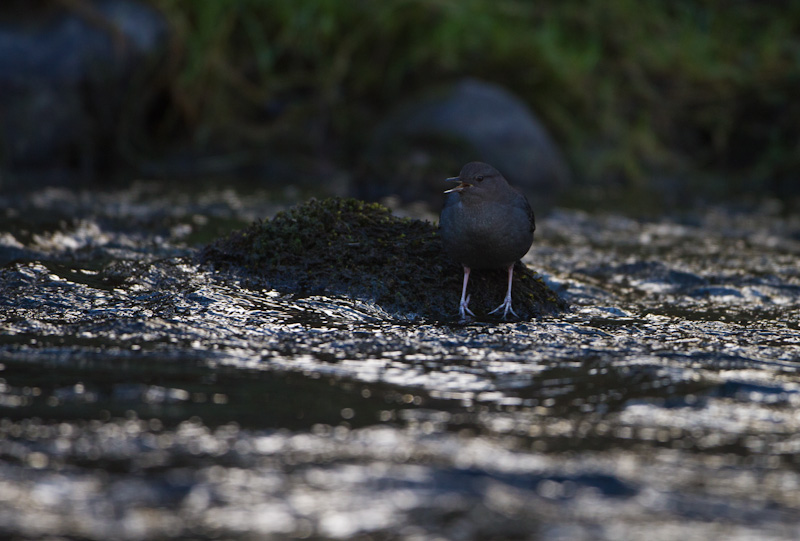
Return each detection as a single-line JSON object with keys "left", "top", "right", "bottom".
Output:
{"left": 459, "top": 294, "right": 475, "bottom": 321}
{"left": 489, "top": 296, "right": 518, "bottom": 320}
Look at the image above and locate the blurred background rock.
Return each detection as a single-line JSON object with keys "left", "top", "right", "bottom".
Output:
{"left": 1, "top": 0, "right": 798, "bottom": 213}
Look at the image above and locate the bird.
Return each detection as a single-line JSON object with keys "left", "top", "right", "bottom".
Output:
{"left": 439, "top": 162, "right": 535, "bottom": 321}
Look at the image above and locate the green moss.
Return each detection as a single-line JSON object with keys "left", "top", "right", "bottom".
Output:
{"left": 199, "top": 197, "right": 567, "bottom": 321}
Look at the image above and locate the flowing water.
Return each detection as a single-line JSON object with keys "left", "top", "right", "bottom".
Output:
{"left": 1, "top": 185, "right": 799, "bottom": 540}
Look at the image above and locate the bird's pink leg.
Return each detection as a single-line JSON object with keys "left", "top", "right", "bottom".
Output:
{"left": 459, "top": 266, "right": 475, "bottom": 320}
{"left": 489, "top": 263, "right": 519, "bottom": 319}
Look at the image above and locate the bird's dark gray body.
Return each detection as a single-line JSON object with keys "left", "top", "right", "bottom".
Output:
{"left": 440, "top": 163, "right": 535, "bottom": 269}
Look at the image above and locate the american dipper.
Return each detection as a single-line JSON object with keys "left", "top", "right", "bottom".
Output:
{"left": 439, "top": 162, "right": 535, "bottom": 320}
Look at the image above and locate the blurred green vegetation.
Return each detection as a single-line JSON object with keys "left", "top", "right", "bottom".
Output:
{"left": 148, "top": 0, "right": 800, "bottom": 203}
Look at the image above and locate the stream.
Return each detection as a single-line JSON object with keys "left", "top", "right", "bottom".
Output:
{"left": 1, "top": 184, "right": 799, "bottom": 540}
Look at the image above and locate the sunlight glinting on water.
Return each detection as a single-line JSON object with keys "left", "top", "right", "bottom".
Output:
{"left": 2, "top": 186, "right": 800, "bottom": 539}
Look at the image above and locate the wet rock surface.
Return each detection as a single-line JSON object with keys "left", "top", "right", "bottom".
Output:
{"left": 200, "top": 197, "right": 566, "bottom": 321}
{"left": 1, "top": 186, "right": 799, "bottom": 540}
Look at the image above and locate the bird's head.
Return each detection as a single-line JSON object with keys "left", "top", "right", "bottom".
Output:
{"left": 444, "top": 162, "right": 507, "bottom": 197}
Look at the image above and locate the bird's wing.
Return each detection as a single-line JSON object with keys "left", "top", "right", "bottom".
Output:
{"left": 526, "top": 198, "right": 535, "bottom": 234}
{"left": 512, "top": 189, "right": 535, "bottom": 234}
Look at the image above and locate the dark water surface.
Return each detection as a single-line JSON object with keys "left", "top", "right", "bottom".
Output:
{"left": 1, "top": 186, "right": 799, "bottom": 540}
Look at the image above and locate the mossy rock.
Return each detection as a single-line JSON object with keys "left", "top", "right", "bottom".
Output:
{"left": 199, "top": 197, "right": 568, "bottom": 322}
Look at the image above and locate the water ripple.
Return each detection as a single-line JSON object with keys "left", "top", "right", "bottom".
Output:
{"left": 1, "top": 190, "right": 799, "bottom": 539}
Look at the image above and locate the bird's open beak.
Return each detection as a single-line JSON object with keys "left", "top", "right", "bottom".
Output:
{"left": 444, "top": 176, "right": 470, "bottom": 194}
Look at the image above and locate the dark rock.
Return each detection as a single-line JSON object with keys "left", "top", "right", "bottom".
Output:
{"left": 199, "top": 197, "right": 568, "bottom": 322}
{"left": 360, "top": 79, "right": 571, "bottom": 209}
{"left": 0, "top": 0, "right": 168, "bottom": 190}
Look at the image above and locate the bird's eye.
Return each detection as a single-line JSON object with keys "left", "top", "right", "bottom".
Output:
{"left": 476, "top": 176, "right": 484, "bottom": 182}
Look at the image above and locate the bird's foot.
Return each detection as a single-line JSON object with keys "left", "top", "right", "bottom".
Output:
{"left": 489, "top": 294, "right": 518, "bottom": 320}
{"left": 459, "top": 294, "right": 475, "bottom": 322}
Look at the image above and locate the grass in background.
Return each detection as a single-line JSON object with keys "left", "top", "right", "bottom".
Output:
{"left": 148, "top": 0, "right": 800, "bottom": 206}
